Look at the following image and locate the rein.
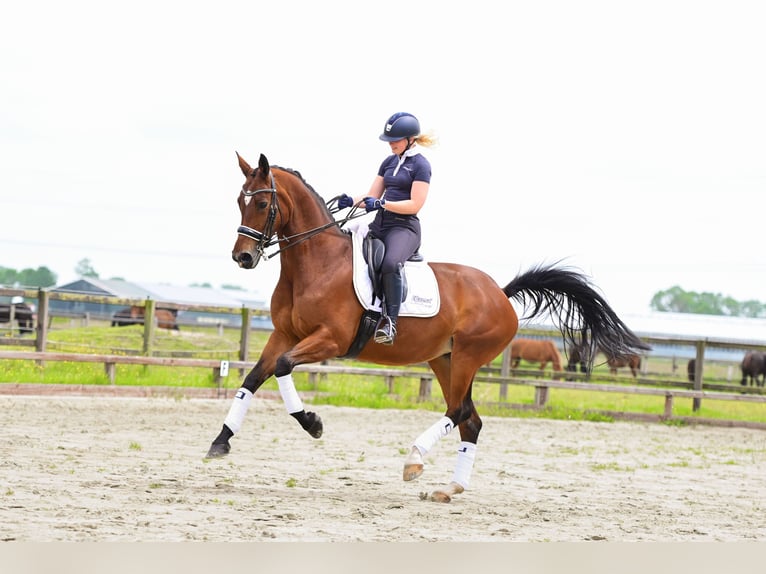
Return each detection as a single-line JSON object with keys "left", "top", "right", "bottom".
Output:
{"left": 237, "top": 173, "right": 368, "bottom": 262}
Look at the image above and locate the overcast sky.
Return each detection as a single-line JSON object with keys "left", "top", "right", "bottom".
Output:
{"left": 1, "top": 1, "right": 764, "bottom": 317}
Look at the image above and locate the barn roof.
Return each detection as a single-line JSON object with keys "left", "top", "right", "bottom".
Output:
{"left": 52, "top": 278, "right": 267, "bottom": 309}
{"left": 623, "top": 311, "right": 766, "bottom": 345}
{"left": 517, "top": 306, "right": 766, "bottom": 347}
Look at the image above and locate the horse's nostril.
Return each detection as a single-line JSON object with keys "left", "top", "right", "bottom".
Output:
{"left": 236, "top": 252, "right": 253, "bottom": 268}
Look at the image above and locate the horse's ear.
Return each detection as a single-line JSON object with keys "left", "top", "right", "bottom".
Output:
{"left": 258, "top": 153, "right": 270, "bottom": 175}
{"left": 236, "top": 151, "right": 252, "bottom": 177}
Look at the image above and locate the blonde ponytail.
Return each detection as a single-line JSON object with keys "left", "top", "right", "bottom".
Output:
{"left": 415, "top": 132, "right": 438, "bottom": 148}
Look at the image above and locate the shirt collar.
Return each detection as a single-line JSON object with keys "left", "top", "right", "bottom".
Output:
{"left": 393, "top": 145, "right": 420, "bottom": 176}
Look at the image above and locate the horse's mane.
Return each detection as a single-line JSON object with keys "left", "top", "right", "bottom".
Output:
{"left": 272, "top": 165, "right": 334, "bottom": 220}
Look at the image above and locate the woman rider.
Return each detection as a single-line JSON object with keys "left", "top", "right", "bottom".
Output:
{"left": 338, "top": 112, "right": 436, "bottom": 345}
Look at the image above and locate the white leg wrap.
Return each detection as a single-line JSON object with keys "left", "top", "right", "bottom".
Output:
{"left": 413, "top": 415, "right": 455, "bottom": 456}
{"left": 276, "top": 373, "right": 304, "bottom": 414}
{"left": 223, "top": 387, "right": 253, "bottom": 434}
{"left": 451, "top": 441, "right": 477, "bottom": 489}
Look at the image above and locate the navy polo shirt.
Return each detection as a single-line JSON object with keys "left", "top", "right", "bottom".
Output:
{"left": 377, "top": 153, "right": 432, "bottom": 202}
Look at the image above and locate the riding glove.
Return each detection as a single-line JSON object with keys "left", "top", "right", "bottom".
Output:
{"left": 364, "top": 198, "right": 386, "bottom": 212}
{"left": 338, "top": 194, "right": 354, "bottom": 209}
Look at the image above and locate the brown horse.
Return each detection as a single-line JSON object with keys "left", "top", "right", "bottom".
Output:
{"left": 567, "top": 338, "right": 641, "bottom": 378}
{"left": 606, "top": 353, "right": 641, "bottom": 377}
{"left": 741, "top": 351, "right": 766, "bottom": 387}
{"left": 510, "top": 338, "right": 562, "bottom": 371}
{"left": 205, "top": 153, "right": 650, "bottom": 503}
{"left": 111, "top": 306, "right": 179, "bottom": 330}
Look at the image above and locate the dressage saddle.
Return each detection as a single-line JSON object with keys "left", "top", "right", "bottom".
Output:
{"left": 339, "top": 234, "right": 423, "bottom": 359}
{"left": 362, "top": 233, "right": 422, "bottom": 305}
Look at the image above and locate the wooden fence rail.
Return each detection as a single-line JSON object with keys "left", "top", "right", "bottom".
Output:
{"left": 3, "top": 351, "right": 766, "bottom": 429}
{"left": 5, "top": 287, "right": 766, "bottom": 415}
{"left": 0, "top": 287, "right": 270, "bottom": 365}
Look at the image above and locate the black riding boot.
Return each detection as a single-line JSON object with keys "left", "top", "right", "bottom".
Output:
{"left": 375, "top": 271, "right": 403, "bottom": 345}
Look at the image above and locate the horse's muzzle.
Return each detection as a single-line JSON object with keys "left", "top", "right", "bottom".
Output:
{"left": 232, "top": 250, "right": 260, "bottom": 269}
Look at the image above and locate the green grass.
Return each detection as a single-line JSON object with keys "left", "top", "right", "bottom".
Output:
{"left": 1, "top": 321, "right": 250, "bottom": 388}
{"left": 41, "top": 320, "right": 242, "bottom": 357}
{"left": 2, "top": 321, "right": 764, "bottom": 426}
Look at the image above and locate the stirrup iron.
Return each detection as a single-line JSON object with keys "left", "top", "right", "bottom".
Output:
{"left": 374, "top": 316, "right": 396, "bottom": 345}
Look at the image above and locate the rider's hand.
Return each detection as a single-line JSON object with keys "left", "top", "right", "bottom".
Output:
{"left": 338, "top": 194, "right": 354, "bottom": 209}
{"left": 364, "top": 197, "right": 386, "bottom": 212}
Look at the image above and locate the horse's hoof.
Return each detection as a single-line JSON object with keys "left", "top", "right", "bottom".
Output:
{"left": 306, "top": 411, "right": 323, "bottom": 439}
{"left": 429, "top": 491, "right": 453, "bottom": 503}
{"left": 403, "top": 463, "right": 424, "bottom": 482}
{"left": 429, "top": 482, "right": 464, "bottom": 503}
{"left": 403, "top": 446, "right": 424, "bottom": 481}
{"left": 205, "top": 442, "right": 230, "bottom": 458}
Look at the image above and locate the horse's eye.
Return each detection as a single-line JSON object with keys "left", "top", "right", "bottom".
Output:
{"left": 257, "top": 200, "right": 269, "bottom": 209}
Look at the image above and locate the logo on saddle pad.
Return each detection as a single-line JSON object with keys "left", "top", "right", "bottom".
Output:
{"left": 348, "top": 224, "right": 440, "bottom": 318}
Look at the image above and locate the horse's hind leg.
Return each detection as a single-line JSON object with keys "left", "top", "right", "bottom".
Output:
{"left": 429, "top": 409, "right": 482, "bottom": 503}
{"left": 406, "top": 354, "right": 482, "bottom": 503}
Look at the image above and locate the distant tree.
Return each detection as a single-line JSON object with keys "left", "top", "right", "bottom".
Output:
{"left": 221, "top": 284, "right": 246, "bottom": 291}
{"left": 0, "top": 266, "right": 19, "bottom": 285}
{"left": 0, "top": 265, "right": 57, "bottom": 287}
{"left": 75, "top": 258, "right": 99, "bottom": 278}
{"left": 651, "top": 286, "right": 766, "bottom": 318}
{"left": 741, "top": 300, "right": 764, "bottom": 317}
{"left": 17, "top": 266, "right": 57, "bottom": 287}
{"left": 189, "top": 282, "right": 213, "bottom": 288}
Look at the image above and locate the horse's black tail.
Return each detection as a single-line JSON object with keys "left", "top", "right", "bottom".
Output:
{"left": 503, "top": 263, "right": 651, "bottom": 371}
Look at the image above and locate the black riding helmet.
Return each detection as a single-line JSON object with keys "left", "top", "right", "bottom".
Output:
{"left": 379, "top": 112, "right": 420, "bottom": 141}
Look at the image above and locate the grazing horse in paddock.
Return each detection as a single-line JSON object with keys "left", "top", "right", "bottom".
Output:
{"left": 740, "top": 351, "right": 766, "bottom": 387}
{"left": 606, "top": 353, "right": 641, "bottom": 377}
{"left": 567, "top": 340, "right": 642, "bottom": 378}
{"left": 0, "top": 302, "right": 34, "bottom": 335}
{"left": 111, "top": 306, "right": 179, "bottom": 330}
{"left": 510, "top": 338, "right": 562, "bottom": 371}
{"left": 566, "top": 341, "right": 589, "bottom": 374}
{"left": 205, "top": 152, "right": 650, "bottom": 503}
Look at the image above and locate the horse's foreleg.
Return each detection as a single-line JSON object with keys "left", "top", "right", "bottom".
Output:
{"left": 206, "top": 371, "right": 322, "bottom": 459}
{"left": 276, "top": 372, "right": 323, "bottom": 438}
{"left": 206, "top": 370, "right": 263, "bottom": 458}
{"left": 207, "top": 387, "right": 251, "bottom": 454}
{"left": 274, "top": 353, "right": 324, "bottom": 439}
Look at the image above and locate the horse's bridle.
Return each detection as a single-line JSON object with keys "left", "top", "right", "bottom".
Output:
{"left": 237, "top": 171, "right": 280, "bottom": 263}
{"left": 236, "top": 170, "right": 365, "bottom": 266}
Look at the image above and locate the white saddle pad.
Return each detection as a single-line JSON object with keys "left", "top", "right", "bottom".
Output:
{"left": 347, "top": 221, "right": 440, "bottom": 318}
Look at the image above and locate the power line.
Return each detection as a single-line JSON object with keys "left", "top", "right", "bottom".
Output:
{"left": 0, "top": 237, "right": 224, "bottom": 260}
